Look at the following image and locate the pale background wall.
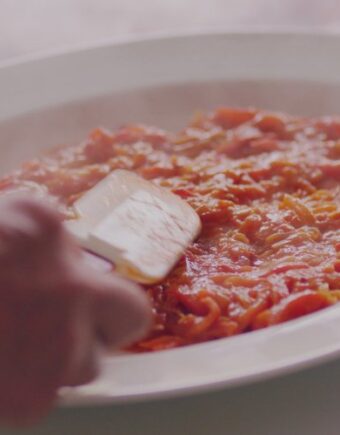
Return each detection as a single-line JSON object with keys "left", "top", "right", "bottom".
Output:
{"left": 1, "top": 0, "right": 340, "bottom": 61}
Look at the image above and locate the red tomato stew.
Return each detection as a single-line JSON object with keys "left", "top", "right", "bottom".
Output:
{"left": 1, "top": 108, "right": 340, "bottom": 351}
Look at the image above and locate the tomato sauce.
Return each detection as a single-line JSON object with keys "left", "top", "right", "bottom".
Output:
{"left": 1, "top": 107, "right": 340, "bottom": 351}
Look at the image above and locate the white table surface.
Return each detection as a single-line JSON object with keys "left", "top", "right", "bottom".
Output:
{"left": 1, "top": 1, "right": 340, "bottom": 434}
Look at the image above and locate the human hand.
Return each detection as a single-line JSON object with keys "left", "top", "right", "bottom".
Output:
{"left": 0, "top": 197, "right": 152, "bottom": 426}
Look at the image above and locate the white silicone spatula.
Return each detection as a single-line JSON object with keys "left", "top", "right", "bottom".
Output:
{"left": 65, "top": 170, "right": 201, "bottom": 284}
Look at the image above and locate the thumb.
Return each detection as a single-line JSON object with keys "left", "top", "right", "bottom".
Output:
{"left": 87, "top": 272, "right": 153, "bottom": 349}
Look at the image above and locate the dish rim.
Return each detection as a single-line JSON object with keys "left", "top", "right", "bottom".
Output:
{"left": 1, "top": 28, "right": 339, "bottom": 71}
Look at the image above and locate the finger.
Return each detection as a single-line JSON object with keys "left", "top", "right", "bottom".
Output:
{"left": 0, "top": 196, "right": 62, "bottom": 259}
{"left": 63, "top": 343, "right": 99, "bottom": 387}
{"left": 86, "top": 273, "right": 153, "bottom": 348}
{"left": 60, "top": 296, "right": 99, "bottom": 387}
{"left": 6, "top": 196, "right": 62, "bottom": 234}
